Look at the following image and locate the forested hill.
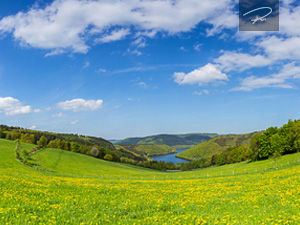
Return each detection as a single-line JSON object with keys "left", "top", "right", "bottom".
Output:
{"left": 116, "top": 144, "right": 177, "bottom": 157}
{"left": 177, "top": 132, "right": 259, "bottom": 161}
{"left": 0, "top": 125, "right": 115, "bottom": 150}
{"left": 115, "top": 133, "right": 218, "bottom": 146}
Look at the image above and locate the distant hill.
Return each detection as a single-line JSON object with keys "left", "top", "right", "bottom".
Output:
{"left": 176, "top": 132, "right": 259, "bottom": 161}
{"left": 115, "top": 133, "right": 218, "bottom": 146}
{"left": 109, "top": 139, "right": 122, "bottom": 144}
{"left": 115, "top": 144, "right": 177, "bottom": 157}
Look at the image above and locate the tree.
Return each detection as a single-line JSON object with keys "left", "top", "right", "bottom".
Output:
{"left": 104, "top": 154, "right": 113, "bottom": 161}
{"left": 15, "top": 139, "right": 22, "bottom": 159}
{"left": 270, "top": 133, "right": 285, "bottom": 154}
{"left": 237, "top": 145, "right": 248, "bottom": 162}
{"left": 20, "top": 148, "right": 31, "bottom": 164}
{"left": 247, "top": 133, "right": 261, "bottom": 161}
{"left": 36, "top": 153, "right": 41, "bottom": 171}
{"left": 6, "top": 132, "right": 11, "bottom": 140}
{"left": 90, "top": 147, "right": 99, "bottom": 157}
{"left": 56, "top": 139, "right": 70, "bottom": 151}
{"left": 258, "top": 133, "right": 272, "bottom": 159}
{"left": 231, "top": 147, "right": 240, "bottom": 163}
{"left": 70, "top": 142, "right": 81, "bottom": 153}
{"left": 37, "top": 136, "right": 48, "bottom": 148}
{"left": 294, "top": 138, "right": 300, "bottom": 153}
{"left": 47, "top": 140, "right": 58, "bottom": 148}
{"left": 0, "top": 128, "right": 4, "bottom": 138}
{"left": 287, "top": 121, "right": 300, "bottom": 153}
{"left": 20, "top": 133, "right": 36, "bottom": 144}
{"left": 10, "top": 131, "right": 21, "bottom": 140}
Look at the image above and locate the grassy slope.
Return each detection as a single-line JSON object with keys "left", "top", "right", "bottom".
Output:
{"left": 116, "top": 144, "right": 177, "bottom": 157}
{"left": 1, "top": 138, "right": 300, "bottom": 224}
{"left": 177, "top": 132, "right": 258, "bottom": 160}
{"left": 115, "top": 133, "right": 218, "bottom": 146}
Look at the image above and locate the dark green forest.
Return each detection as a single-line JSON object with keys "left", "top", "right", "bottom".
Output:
{"left": 115, "top": 133, "right": 218, "bottom": 146}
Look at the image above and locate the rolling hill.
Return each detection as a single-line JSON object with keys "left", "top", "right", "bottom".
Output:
{"left": 115, "top": 144, "right": 177, "bottom": 157}
{"left": 177, "top": 132, "right": 259, "bottom": 160}
{"left": 115, "top": 133, "right": 218, "bottom": 146}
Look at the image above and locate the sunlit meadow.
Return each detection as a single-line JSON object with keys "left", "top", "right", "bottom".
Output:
{"left": 1, "top": 139, "right": 300, "bottom": 224}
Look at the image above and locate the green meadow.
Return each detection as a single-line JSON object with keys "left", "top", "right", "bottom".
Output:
{"left": 1, "top": 138, "right": 300, "bottom": 224}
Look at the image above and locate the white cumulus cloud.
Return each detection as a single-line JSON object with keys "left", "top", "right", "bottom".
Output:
{"left": 57, "top": 98, "right": 103, "bottom": 112}
{"left": 173, "top": 63, "right": 228, "bottom": 86}
{"left": 0, "top": 97, "right": 40, "bottom": 116}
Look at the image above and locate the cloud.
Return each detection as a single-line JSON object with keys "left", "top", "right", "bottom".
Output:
{"left": 96, "top": 68, "right": 106, "bottom": 73}
{"left": 96, "top": 28, "right": 130, "bottom": 43}
{"left": 215, "top": 52, "right": 272, "bottom": 72}
{"left": 170, "top": 2, "right": 300, "bottom": 92}
{"left": 0, "top": 0, "right": 236, "bottom": 54}
{"left": 57, "top": 98, "right": 103, "bottom": 112}
{"left": 256, "top": 36, "right": 300, "bottom": 61}
{"left": 194, "top": 43, "right": 202, "bottom": 51}
{"left": 276, "top": 4, "right": 300, "bottom": 37}
{"left": 205, "top": 5, "right": 238, "bottom": 36}
{"left": 135, "top": 81, "right": 147, "bottom": 88}
{"left": 233, "top": 76, "right": 290, "bottom": 91}
{"left": 233, "top": 62, "right": 300, "bottom": 91}
{"left": 132, "top": 37, "right": 147, "bottom": 48}
{"left": 193, "top": 89, "right": 210, "bottom": 96}
{"left": 127, "top": 48, "right": 142, "bottom": 56}
{"left": 71, "top": 120, "right": 79, "bottom": 125}
{"left": 193, "top": 91, "right": 203, "bottom": 96}
{"left": 29, "top": 125, "right": 37, "bottom": 129}
{"left": 0, "top": 97, "right": 40, "bottom": 116}
{"left": 52, "top": 112, "right": 64, "bottom": 118}
{"left": 180, "top": 46, "right": 187, "bottom": 51}
{"left": 83, "top": 61, "right": 90, "bottom": 68}
{"left": 173, "top": 63, "right": 228, "bottom": 86}
{"left": 45, "top": 49, "right": 65, "bottom": 57}
{"left": 112, "top": 66, "right": 154, "bottom": 74}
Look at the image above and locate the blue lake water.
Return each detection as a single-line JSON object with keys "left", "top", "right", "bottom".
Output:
{"left": 150, "top": 149, "right": 190, "bottom": 164}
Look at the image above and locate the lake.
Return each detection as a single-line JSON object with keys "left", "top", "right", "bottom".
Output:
{"left": 150, "top": 149, "right": 190, "bottom": 164}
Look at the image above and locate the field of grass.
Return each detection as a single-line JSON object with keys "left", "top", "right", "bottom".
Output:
{"left": 1, "top": 138, "right": 300, "bottom": 224}
{"left": 177, "top": 132, "right": 258, "bottom": 160}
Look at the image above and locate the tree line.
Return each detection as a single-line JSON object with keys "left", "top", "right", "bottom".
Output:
{"left": 0, "top": 125, "right": 115, "bottom": 150}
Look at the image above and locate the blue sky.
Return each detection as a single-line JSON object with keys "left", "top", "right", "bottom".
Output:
{"left": 0, "top": 0, "right": 300, "bottom": 139}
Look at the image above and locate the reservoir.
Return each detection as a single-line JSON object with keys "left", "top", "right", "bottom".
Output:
{"left": 150, "top": 149, "right": 190, "bottom": 164}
